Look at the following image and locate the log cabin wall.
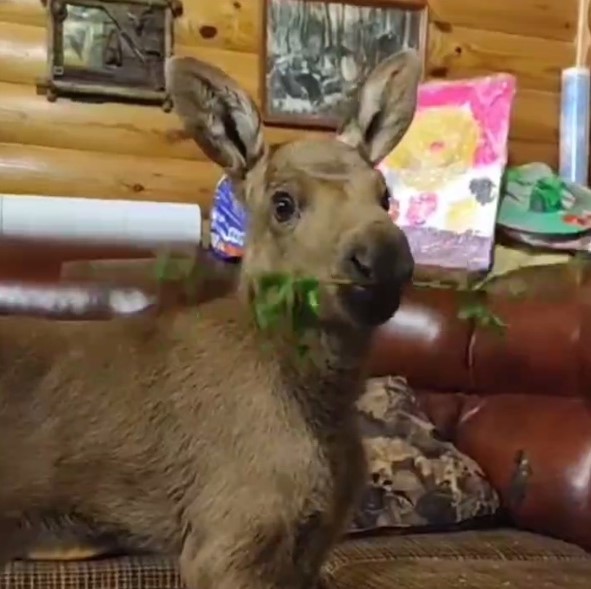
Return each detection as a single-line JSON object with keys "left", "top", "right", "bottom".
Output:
{"left": 0, "top": 0, "right": 578, "bottom": 279}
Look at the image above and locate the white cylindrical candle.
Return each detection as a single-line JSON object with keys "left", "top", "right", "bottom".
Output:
{"left": 0, "top": 195, "right": 202, "bottom": 251}
{"left": 559, "top": 67, "right": 591, "bottom": 186}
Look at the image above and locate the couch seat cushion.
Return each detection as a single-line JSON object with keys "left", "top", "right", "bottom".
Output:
{"left": 326, "top": 529, "right": 591, "bottom": 589}
{"left": 2, "top": 530, "right": 589, "bottom": 589}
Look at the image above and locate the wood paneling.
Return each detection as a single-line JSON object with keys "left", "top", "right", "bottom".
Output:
{"left": 428, "top": 0, "right": 578, "bottom": 41}
{"left": 0, "top": 0, "right": 44, "bottom": 27}
{"left": 0, "top": 80, "right": 558, "bottom": 160}
{"left": 0, "top": 142, "right": 220, "bottom": 205}
{"left": 427, "top": 23, "right": 574, "bottom": 93}
{"left": 0, "top": 0, "right": 261, "bottom": 52}
{"left": 0, "top": 0, "right": 578, "bottom": 210}
{"left": 0, "top": 20, "right": 563, "bottom": 158}
{"left": 0, "top": 82, "right": 202, "bottom": 160}
{"left": 2, "top": 0, "right": 577, "bottom": 43}
{"left": 0, "top": 84, "right": 556, "bottom": 193}
{"left": 0, "top": 20, "right": 46, "bottom": 86}
{"left": 0, "top": 82, "right": 329, "bottom": 160}
{"left": 176, "top": 0, "right": 261, "bottom": 53}
{"left": 507, "top": 141, "right": 558, "bottom": 169}
{"left": 510, "top": 90, "right": 560, "bottom": 145}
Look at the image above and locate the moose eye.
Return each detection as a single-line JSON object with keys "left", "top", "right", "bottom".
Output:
{"left": 380, "top": 188, "right": 391, "bottom": 211}
{"left": 271, "top": 191, "right": 298, "bottom": 223}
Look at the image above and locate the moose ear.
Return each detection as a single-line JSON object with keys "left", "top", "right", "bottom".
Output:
{"left": 337, "top": 49, "right": 422, "bottom": 166}
{"left": 166, "top": 56, "right": 266, "bottom": 179}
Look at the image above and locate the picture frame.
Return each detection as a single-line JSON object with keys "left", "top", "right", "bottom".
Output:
{"left": 38, "top": 0, "right": 183, "bottom": 110}
{"left": 261, "top": 0, "right": 428, "bottom": 129}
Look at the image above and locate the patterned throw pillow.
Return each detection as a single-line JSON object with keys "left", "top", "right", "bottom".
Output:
{"left": 350, "top": 376, "right": 500, "bottom": 532}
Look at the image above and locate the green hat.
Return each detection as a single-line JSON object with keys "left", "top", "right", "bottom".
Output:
{"left": 497, "top": 162, "right": 591, "bottom": 236}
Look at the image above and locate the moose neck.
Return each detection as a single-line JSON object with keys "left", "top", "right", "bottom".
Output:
{"left": 236, "top": 236, "right": 377, "bottom": 423}
{"left": 278, "top": 319, "right": 374, "bottom": 431}
{"left": 239, "top": 274, "right": 373, "bottom": 425}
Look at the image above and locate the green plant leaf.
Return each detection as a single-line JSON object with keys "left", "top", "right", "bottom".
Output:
{"left": 155, "top": 252, "right": 172, "bottom": 282}
{"left": 155, "top": 252, "right": 195, "bottom": 282}
{"left": 457, "top": 298, "right": 507, "bottom": 335}
{"left": 249, "top": 274, "right": 324, "bottom": 358}
{"left": 457, "top": 301, "right": 482, "bottom": 320}
{"left": 253, "top": 273, "right": 293, "bottom": 331}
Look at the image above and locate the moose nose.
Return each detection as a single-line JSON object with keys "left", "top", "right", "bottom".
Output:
{"left": 348, "top": 247, "right": 374, "bottom": 283}
{"left": 346, "top": 234, "right": 414, "bottom": 287}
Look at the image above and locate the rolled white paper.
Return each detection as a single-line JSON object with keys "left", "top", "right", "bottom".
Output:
{"left": 0, "top": 195, "right": 202, "bottom": 251}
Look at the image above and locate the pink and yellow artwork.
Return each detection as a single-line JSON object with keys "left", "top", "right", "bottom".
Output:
{"left": 378, "top": 74, "right": 517, "bottom": 272}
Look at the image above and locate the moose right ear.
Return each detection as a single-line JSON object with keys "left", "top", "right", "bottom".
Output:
{"left": 337, "top": 49, "right": 422, "bottom": 166}
{"left": 166, "top": 57, "right": 267, "bottom": 179}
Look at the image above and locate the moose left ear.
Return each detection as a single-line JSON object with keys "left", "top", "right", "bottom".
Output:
{"left": 337, "top": 49, "right": 422, "bottom": 166}
{"left": 166, "top": 56, "right": 266, "bottom": 182}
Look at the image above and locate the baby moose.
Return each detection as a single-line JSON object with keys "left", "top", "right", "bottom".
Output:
{"left": 0, "top": 50, "right": 421, "bottom": 589}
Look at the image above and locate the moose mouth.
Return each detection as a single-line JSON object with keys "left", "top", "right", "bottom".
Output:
{"left": 338, "top": 280, "right": 404, "bottom": 327}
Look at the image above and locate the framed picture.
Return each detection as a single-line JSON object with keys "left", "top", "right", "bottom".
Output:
{"left": 262, "top": 0, "right": 428, "bottom": 128}
{"left": 38, "top": 0, "right": 182, "bottom": 109}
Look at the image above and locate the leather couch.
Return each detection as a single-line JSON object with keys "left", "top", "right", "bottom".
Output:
{"left": 1, "top": 262, "right": 591, "bottom": 589}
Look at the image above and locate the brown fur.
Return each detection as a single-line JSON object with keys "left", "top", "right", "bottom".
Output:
{"left": 0, "top": 50, "right": 421, "bottom": 589}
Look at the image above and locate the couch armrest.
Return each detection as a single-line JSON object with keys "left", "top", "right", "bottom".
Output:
{"left": 452, "top": 393, "right": 591, "bottom": 551}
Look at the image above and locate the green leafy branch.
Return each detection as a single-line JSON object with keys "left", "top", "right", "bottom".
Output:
{"left": 251, "top": 272, "right": 321, "bottom": 332}
{"left": 251, "top": 273, "right": 324, "bottom": 357}
{"left": 413, "top": 275, "right": 508, "bottom": 335}
{"left": 154, "top": 251, "right": 200, "bottom": 301}
{"left": 154, "top": 244, "right": 591, "bottom": 344}
{"left": 154, "top": 252, "right": 509, "bottom": 346}
{"left": 456, "top": 296, "right": 507, "bottom": 334}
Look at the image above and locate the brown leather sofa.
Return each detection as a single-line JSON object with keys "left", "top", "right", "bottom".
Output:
{"left": 1, "top": 263, "right": 591, "bottom": 588}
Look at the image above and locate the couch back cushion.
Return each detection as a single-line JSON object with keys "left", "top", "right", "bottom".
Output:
{"left": 370, "top": 264, "right": 589, "bottom": 397}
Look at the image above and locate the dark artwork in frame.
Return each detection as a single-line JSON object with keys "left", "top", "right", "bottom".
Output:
{"left": 262, "top": 0, "right": 427, "bottom": 129}
{"left": 39, "top": 0, "right": 182, "bottom": 109}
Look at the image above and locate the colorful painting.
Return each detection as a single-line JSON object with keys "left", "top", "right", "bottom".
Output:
{"left": 378, "top": 74, "right": 517, "bottom": 272}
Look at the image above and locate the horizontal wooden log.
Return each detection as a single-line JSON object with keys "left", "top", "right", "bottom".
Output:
{"left": 0, "top": 135, "right": 557, "bottom": 210}
{"left": 0, "top": 0, "right": 44, "bottom": 27}
{"left": 0, "top": 82, "right": 199, "bottom": 160}
{"left": 0, "top": 21, "right": 260, "bottom": 93}
{"left": 0, "top": 22, "right": 561, "bottom": 149}
{"left": 0, "top": 142, "right": 221, "bottom": 205}
{"left": 0, "top": 136, "right": 558, "bottom": 216}
{"left": 0, "top": 0, "right": 260, "bottom": 52}
{"left": 427, "top": 23, "right": 573, "bottom": 93}
{"left": 0, "top": 19, "right": 46, "bottom": 86}
{"left": 2, "top": 18, "right": 572, "bottom": 96}
{"left": 428, "top": 0, "right": 578, "bottom": 42}
{"left": 2, "top": 0, "right": 579, "bottom": 48}
{"left": 509, "top": 89, "right": 559, "bottom": 146}
{"left": 0, "top": 81, "right": 330, "bottom": 160}
{"left": 507, "top": 141, "right": 557, "bottom": 169}
{"left": 176, "top": 0, "right": 260, "bottom": 53}
{"left": 178, "top": 0, "right": 424, "bottom": 53}
{"left": 0, "top": 79, "right": 560, "bottom": 157}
